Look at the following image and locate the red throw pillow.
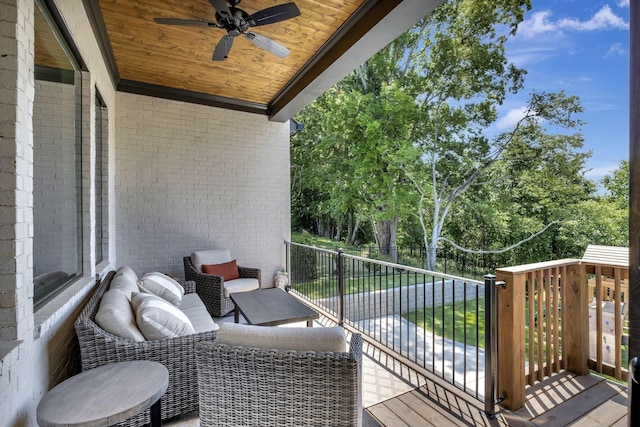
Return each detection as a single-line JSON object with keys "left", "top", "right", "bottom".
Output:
{"left": 202, "top": 260, "right": 240, "bottom": 281}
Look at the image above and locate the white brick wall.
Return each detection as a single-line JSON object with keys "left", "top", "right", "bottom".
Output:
{"left": 0, "top": 0, "right": 37, "bottom": 423}
{"left": 1, "top": 0, "right": 119, "bottom": 425}
{"left": 1, "top": 0, "right": 291, "bottom": 424}
{"left": 115, "top": 93, "right": 291, "bottom": 280}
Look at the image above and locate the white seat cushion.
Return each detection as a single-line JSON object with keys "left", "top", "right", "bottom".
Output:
{"left": 217, "top": 323, "right": 347, "bottom": 353}
{"left": 191, "top": 249, "right": 231, "bottom": 272}
{"left": 131, "top": 292, "right": 195, "bottom": 340}
{"left": 223, "top": 278, "right": 259, "bottom": 298}
{"left": 180, "top": 294, "right": 219, "bottom": 333}
{"left": 95, "top": 289, "right": 146, "bottom": 341}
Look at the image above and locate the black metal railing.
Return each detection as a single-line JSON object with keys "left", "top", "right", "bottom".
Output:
{"left": 285, "top": 241, "right": 497, "bottom": 414}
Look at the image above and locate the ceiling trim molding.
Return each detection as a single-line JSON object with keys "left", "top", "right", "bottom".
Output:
{"left": 82, "top": 0, "right": 120, "bottom": 88}
{"left": 117, "top": 80, "right": 269, "bottom": 115}
{"left": 269, "top": 0, "right": 445, "bottom": 123}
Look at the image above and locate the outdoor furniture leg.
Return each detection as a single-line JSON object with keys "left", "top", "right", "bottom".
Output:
{"left": 150, "top": 399, "right": 162, "bottom": 427}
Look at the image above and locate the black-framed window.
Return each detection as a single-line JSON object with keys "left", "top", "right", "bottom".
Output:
{"left": 95, "top": 90, "right": 108, "bottom": 266}
{"left": 33, "top": 0, "right": 84, "bottom": 308}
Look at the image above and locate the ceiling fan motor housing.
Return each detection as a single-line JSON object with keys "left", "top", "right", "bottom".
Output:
{"left": 216, "top": 7, "right": 253, "bottom": 36}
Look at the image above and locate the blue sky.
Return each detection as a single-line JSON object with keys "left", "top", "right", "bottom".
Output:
{"left": 496, "top": 0, "right": 629, "bottom": 182}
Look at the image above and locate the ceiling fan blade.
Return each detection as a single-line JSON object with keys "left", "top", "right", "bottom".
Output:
{"left": 249, "top": 2, "right": 301, "bottom": 27}
{"left": 213, "top": 35, "right": 234, "bottom": 61}
{"left": 153, "top": 18, "right": 213, "bottom": 27}
{"left": 209, "top": 0, "right": 232, "bottom": 18}
{"left": 244, "top": 32, "right": 290, "bottom": 58}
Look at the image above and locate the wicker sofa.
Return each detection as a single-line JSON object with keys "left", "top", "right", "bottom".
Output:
{"left": 74, "top": 270, "right": 218, "bottom": 427}
{"left": 196, "top": 323, "right": 363, "bottom": 427}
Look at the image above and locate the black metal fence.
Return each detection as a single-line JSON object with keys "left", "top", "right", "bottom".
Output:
{"left": 326, "top": 245, "right": 498, "bottom": 281}
{"left": 285, "top": 241, "right": 497, "bottom": 414}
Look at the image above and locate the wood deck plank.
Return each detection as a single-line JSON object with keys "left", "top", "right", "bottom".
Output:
{"left": 530, "top": 381, "right": 622, "bottom": 426}
{"left": 515, "top": 372, "right": 603, "bottom": 420}
{"left": 400, "top": 389, "right": 469, "bottom": 426}
{"left": 366, "top": 402, "right": 412, "bottom": 427}
{"left": 566, "top": 388, "right": 628, "bottom": 427}
{"left": 384, "top": 392, "right": 440, "bottom": 426}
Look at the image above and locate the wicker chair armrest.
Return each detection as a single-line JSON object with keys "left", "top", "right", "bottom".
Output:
{"left": 237, "top": 266, "right": 261, "bottom": 287}
{"left": 349, "top": 333, "right": 363, "bottom": 362}
{"left": 182, "top": 280, "right": 196, "bottom": 294}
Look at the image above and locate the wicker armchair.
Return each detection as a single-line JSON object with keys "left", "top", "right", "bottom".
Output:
{"left": 195, "top": 332, "right": 363, "bottom": 427}
{"left": 183, "top": 254, "right": 261, "bottom": 317}
{"left": 74, "top": 271, "right": 218, "bottom": 427}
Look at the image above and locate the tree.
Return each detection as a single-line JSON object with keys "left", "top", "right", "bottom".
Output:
{"left": 292, "top": 0, "right": 533, "bottom": 258}
{"left": 408, "top": 91, "right": 589, "bottom": 270}
{"left": 602, "top": 160, "right": 629, "bottom": 207}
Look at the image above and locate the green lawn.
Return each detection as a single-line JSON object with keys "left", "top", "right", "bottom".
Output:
{"left": 292, "top": 271, "right": 432, "bottom": 299}
{"left": 402, "top": 298, "right": 486, "bottom": 348}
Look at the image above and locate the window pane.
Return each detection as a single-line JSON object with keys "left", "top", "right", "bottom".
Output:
{"left": 95, "top": 90, "right": 108, "bottom": 266}
{"left": 33, "top": 1, "right": 83, "bottom": 308}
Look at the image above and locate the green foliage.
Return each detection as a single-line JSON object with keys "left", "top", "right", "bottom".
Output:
{"left": 291, "top": 0, "right": 628, "bottom": 270}
{"left": 602, "top": 160, "right": 629, "bottom": 208}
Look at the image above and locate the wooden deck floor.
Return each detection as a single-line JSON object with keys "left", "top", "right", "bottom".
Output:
{"left": 366, "top": 371, "right": 628, "bottom": 426}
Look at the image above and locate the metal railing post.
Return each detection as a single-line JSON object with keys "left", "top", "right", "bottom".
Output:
{"left": 337, "top": 249, "right": 344, "bottom": 326}
{"left": 285, "top": 241, "right": 291, "bottom": 292}
{"left": 484, "top": 274, "right": 502, "bottom": 416}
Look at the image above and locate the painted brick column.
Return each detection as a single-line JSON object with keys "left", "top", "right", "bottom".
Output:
{"left": 0, "top": 0, "right": 35, "bottom": 341}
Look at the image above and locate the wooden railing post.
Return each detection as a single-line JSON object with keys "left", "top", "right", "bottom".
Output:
{"left": 495, "top": 269, "right": 526, "bottom": 410}
{"left": 563, "top": 262, "right": 590, "bottom": 375}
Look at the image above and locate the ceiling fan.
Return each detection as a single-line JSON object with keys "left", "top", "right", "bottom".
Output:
{"left": 154, "top": 0, "right": 300, "bottom": 61}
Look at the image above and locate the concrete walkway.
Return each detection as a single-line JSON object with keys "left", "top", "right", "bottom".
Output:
{"left": 355, "top": 314, "right": 486, "bottom": 399}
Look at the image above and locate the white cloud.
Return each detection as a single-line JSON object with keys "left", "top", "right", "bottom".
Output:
{"left": 558, "top": 6, "right": 628, "bottom": 31}
{"left": 618, "top": 0, "right": 630, "bottom": 8}
{"left": 584, "top": 163, "right": 619, "bottom": 179}
{"left": 517, "top": 6, "right": 629, "bottom": 39}
{"left": 507, "top": 46, "right": 558, "bottom": 67}
{"left": 496, "top": 106, "right": 530, "bottom": 130}
{"left": 517, "top": 11, "right": 558, "bottom": 39}
{"left": 604, "top": 42, "right": 627, "bottom": 58}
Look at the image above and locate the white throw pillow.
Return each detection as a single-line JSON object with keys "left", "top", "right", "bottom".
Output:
{"left": 191, "top": 249, "right": 231, "bottom": 272}
{"left": 216, "top": 323, "right": 347, "bottom": 353}
{"left": 95, "top": 289, "right": 146, "bottom": 341}
{"left": 137, "top": 272, "right": 184, "bottom": 306}
{"left": 110, "top": 266, "right": 139, "bottom": 298}
{"left": 131, "top": 292, "right": 195, "bottom": 340}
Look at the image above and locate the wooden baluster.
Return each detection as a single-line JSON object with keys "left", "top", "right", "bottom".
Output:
{"left": 596, "top": 266, "right": 603, "bottom": 373}
{"left": 614, "top": 267, "right": 622, "bottom": 379}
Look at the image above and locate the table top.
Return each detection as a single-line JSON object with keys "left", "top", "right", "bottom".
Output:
{"left": 37, "top": 360, "right": 169, "bottom": 427}
{"left": 230, "top": 288, "right": 319, "bottom": 326}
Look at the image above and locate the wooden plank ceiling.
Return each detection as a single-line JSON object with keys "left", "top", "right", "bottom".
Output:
{"left": 95, "top": 0, "right": 365, "bottom": 109}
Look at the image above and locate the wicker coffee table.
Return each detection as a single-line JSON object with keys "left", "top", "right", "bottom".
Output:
{"left": 230, "top": 288, "right": 319, "bottom": 327}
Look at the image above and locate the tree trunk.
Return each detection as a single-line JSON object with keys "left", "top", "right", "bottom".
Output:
{"left": 346, "top": 212, "right": 361, "bottom": 245}
{"left": 426, "top": 242, "right": 437, "bottom": 271}
{"left": 375, "top": 216, "right": 399, "bottom": 263}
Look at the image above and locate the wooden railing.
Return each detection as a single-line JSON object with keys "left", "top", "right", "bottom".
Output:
{"left": 584, "top": 263, "right": 629, "bottom": 381}
{"left": 495, "top": 257, "right": 628, "bottom": 410}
